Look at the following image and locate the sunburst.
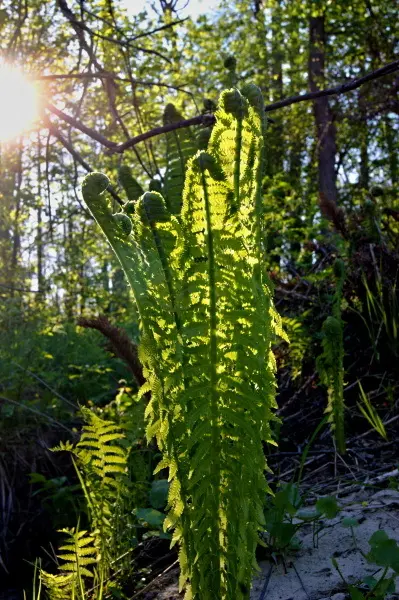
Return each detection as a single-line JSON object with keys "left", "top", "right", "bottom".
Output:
{"left": 0, "top": 61, "right": 40, "bottom": 142}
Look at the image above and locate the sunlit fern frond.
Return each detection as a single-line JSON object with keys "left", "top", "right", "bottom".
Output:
{"left": 53, "top": 408, "right": 129, "bottom": 579}
{"left": 76, "top": 407, "right": 127, "bottom": 482}
{"left": 40, "top": 528, "right": 97, "bottom": 600}
{"left": 163, "top": 103, "right": 198, "bottom": 215}
{"left": 81, "top": 83, "right": 285, "bottom": 600}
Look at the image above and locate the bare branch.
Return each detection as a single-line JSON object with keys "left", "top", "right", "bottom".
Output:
{"left": 110, "top": 115, "right": 212, "bottom": 154}
{"left": 57, "top": 0, "right": 172, "bottom": 63}
{"left": 46, "top": 119, "right": 123, "bottom": 206}
{"left": 130, "top": 18, "right": 187, "bottom": 41}
{"left": 45, "top": 59, "right": 399, "bottom": 156}
{"left": 263, "top": 57, "right": 399, "bottom": 112}
{"left": 109, "top": 58, "right": 399, "bottom": 153}
{"left": 46, "top": 103, "right": 118, "bottom": 149}
{"left": 80, "top": 5, "right": 186, "bottom": 42}
{"left": 37, "top": 71, "right": 194, "bottom": 96}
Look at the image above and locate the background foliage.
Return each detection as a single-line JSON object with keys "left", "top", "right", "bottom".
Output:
{"left": 0, "top": 0, "right": 398, "bottom": 598}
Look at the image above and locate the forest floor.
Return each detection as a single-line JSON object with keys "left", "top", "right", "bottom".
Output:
{"left": 144, "top": 487, "right": 399, "bottom": 600}
{"left": 140, "top": 431, "right": 399, "bottom": 600}
{"left": 252, "top": 486, "right": 399, "bottom": 600}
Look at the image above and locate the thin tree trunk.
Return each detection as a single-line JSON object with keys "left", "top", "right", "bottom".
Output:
{"left": 271, "top": 0, "right": 284, "bottom": 174}
{"left": 11, "top": 142, "right": 23, "bottom": 289}
{"left": 308, "top": 15, "right": 337, "bottom": 206}
{"left": 385, "top": 116, "right": 398, "bottom": 186}
{"left": 37, "top": 134, "right": 45, "bottom": 296}
{"left": 359, "top": 122, "right": 369, "bottom": 190}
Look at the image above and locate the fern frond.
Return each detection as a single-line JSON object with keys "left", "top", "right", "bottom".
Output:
{"left": 40, "top": 528, "right": 97, "bottom": 600}
{"left": 118, "top": 165, "right": 144, "bottom": 201}
{"left": 317, "top": 258, "right": 346, "bottom": 453}
{"left": 81, "top": 84, "right": 284, "bottom": 600}
{"left": 318, "top": 316, "right": 345, "bottom": 453}
{"left": 163, "top": 103, "right": 198, "bottom": 215}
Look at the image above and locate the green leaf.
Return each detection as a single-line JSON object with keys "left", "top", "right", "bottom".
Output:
{"left": 367, "top": 538, "right": 399, "bottom": 568}
{"left": 342, "top": 517, "right": 359, "bottom": 528}
{"left": 274, "top": 483, "right": 301, "bottom": 515}
{"left": 369, "top": 529, "right": 389, "bottom": 547}
{"left": 348, "top": 586, "right": 365, "bottom": 600}
{"left": 295, "top": 507, "right": 321, "bottom": 521}
{"left": 269, "top": 522, "right": 297, "bottom": 548}
{"left": 135, "top": 508, "right": 166, "bottom": 528}
{"left": 316, "top": 496, "right": 339, "bottom": 518}
{"left": 149, "top": 479, "right": 169, "bottom": 510}
{"left": 363, "top": 575, "right": 378, "bottom": 589}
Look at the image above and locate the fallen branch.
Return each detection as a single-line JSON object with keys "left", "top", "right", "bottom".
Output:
{"left": 77, "top": 315, "right": 145, "bottom": 387}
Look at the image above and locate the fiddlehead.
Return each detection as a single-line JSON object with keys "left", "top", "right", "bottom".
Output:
{"left": 81, "top": 85, "right": 284, "bottom": 600}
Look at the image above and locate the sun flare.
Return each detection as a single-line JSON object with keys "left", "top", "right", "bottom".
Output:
{"left": 0, "top": 61, "right": 40, "bottom": 142}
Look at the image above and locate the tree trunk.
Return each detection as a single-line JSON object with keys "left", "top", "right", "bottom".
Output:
{"left": 359, "top": 123, "right": 370, "bottom": 190}
{"left": 308, "top": 15, "right": 337, "bottom": 206}
{"left": 37, "top": 134, "right": 45, "bottom": 296}
{"left": 270, "top": 0, "right": 284, "bottom": 175}
{"left": 385, "top": 116, "right": 398, "bottom": 186}
{"left": 11, "top": 143, "right": 23, "bottom": 288}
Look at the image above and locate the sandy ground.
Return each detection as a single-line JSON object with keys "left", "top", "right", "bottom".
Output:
{"left": 251, "top": 488, "right": 399, "bottom": 600}
{"left": 147, "top": 488, "right": 399, "bottom": 599}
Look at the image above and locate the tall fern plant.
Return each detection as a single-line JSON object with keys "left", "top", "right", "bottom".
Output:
{"left": 317, "top": 259, "right": 346, "bottom": 453}
{"left": 82, "top": 84, "right": 286, "bottom": 600}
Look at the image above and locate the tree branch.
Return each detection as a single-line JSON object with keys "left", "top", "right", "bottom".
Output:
{"left": 109, "top": 58, "right": 399, "bottom": 154}
{"left": 46, "top": 103, "right": 118, "bottom": 149}
{"left": 46, "top": 119, "right": 123, "bottom": 206}
{"left": 130, "top": 18, "right": 187, "bottom": 41}
{"left": 110, "top": 115, "right": 214, "bottom": 154}
{"left": 57, "top": 0, "right": 172, "bottom": 63}
{"left": 37, "top": 72, "right": 193, "bottom": 95}
{"left": 46, "top": 59, "right": 399, "bottom": 155}
{"left": 264, "top": 57, "right": 399, "bottom": 112}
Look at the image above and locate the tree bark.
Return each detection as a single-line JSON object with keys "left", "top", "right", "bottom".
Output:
{"left": 308, "top": 15, "right": 338, "bottom": 205}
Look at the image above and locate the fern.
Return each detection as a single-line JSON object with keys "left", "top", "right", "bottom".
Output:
{"left": 81, "top": 84, "right": 285, "bottom": 600}
{"left": 42, "top": 409, "right": 131, "bottom": 598}
{"left": 281, "top": 315, "right": 309, "bottom": 379}
{"left": 57, "top": 408, "right": 128, "bottom": 573}
{"left": 317, "top": 259, "right": 346, "bottom": 453}
{"left": 163, "top": 103, "right": 198, "bottom": 215}
{"left": 40, "top": 528, "right": 97, "bottom": 600}
{"left": 118, "top": 165, "right": 144, "bottom": 201}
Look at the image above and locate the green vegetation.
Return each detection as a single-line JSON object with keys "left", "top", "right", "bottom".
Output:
{"left": 81, "top": 85, "right": 286, "bottom": 599}
{"left": 0, "top": 1, "right": 398, "bottom": 599}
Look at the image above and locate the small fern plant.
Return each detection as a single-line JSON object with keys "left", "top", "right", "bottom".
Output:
{"left": 317, "top": 259, "right": 346, "bottom": 453}
{"left": 81, "top": 84, "right": 287, "bottom": 600}
{"left": 39, "top": 528, "right": 97, "bottom": 599}
{"left": 40, "top": 408, "right": 131, "bottom": 599}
